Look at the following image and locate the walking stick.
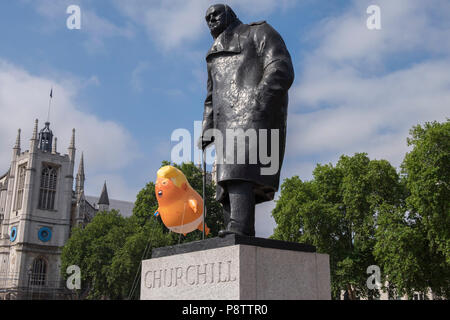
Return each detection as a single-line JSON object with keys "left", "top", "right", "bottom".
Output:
{"left": 202, "top": 147, "right": 207, "bottom": 240}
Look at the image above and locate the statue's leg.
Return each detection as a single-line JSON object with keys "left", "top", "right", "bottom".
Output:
{"left": 222, "top": 196, "right": 231, "bottom": 230}
{"left": 219, "top": 180, "right": 255, "bottom": 237}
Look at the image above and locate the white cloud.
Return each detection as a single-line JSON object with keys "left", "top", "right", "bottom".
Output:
{"left": 0, "top": 59, "right": 139, "bottom": 188}
{"left": 23, "top": 0, "right": 135, "bottom": 53}
{"left": 85, "top": 173, "right": 138, "bottom": 203}
{"left": 81, "top": 9, "right": 135, "bottom": 53}
{"left": 255, "top": 0, "right": 450, "bottom": 237}
{"left": 304, "top": 0, "right": 450, "bottom": 67}
{"left": 112, "top": 0, "right": 210, "bottom": 50}
{"left": 113, "top": 0, "right": 296, "bottom": 50}
{"left": 131, "top": 61, "right": 151, "bottom": 92}
{"left": 289, "top": 0, "right": 450, "bottom": 171}
{"left": 255, "top": 201, "right": 277, "bottom": 238}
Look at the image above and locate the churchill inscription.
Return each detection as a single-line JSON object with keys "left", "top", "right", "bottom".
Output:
{"left": 144, "top": 260, "right": 237, "bottom": 289}
{"left": 141, "top": 243, "right": 331, "bottom": 300}
{"left": 141, "top": 245, "right": 243, "bottom": 300}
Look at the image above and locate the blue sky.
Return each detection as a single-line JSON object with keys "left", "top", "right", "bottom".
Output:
{"left": 1, "top": 0, "right": 449, "bottom": 237}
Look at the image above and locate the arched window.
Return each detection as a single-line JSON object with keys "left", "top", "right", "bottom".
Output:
{"left": 38, "top": 165, "right": 58, "bottom": 210}
{"left": 31, "top": 257, "right": 47, "bottom": 286}
{"left": 15, "top": 164, "right": 27, "bottom": 210}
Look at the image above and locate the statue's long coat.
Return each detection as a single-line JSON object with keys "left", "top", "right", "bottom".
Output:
{"left": 202, "top": 20, "right": 294, "bottom": 204}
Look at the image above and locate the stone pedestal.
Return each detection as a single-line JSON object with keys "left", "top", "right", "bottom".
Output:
{"left": 141, "top": 235, "right": 330, "bottom": 300}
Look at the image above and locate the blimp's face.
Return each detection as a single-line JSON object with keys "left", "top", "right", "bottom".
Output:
{"left": 155, "top": 177, "right": 178, "bottom": 204}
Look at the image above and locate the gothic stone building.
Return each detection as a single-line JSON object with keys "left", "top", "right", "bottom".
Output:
{"left": 0, "top": 120, "right": 120, "bottom": 299}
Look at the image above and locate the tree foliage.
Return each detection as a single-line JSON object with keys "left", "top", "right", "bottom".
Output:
{"left": 61, "top": 161, "right": 224, "bottom": 299}
{"left": 272, "top": 153, "right": 401, "bottom": 299}
{"left": 272, "top": 120, "right": 449, "bottom": 299}
{"left": 374, "top": 120, "right": 450, "bottom": 298}
{"left": 402, "top": 120, "right": 449, "bottom": 262}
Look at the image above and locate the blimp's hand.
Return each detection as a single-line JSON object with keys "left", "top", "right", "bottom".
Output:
{"left": 188, "top": 199, "right": 198, "bottom": 214}
{"left": 154, "top": 211, "right": 160, "bottom": 217}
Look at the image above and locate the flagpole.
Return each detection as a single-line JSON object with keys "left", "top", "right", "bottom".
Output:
{"left": 47, "top": 88, "right": 53, "bottom": 122}
{"left": 202, "top": 147, "right": 207, "bottom": 240}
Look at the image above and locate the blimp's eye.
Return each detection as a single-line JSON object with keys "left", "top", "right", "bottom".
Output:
{"left": 158, "top": 190, "right": 163, "bottom": 197}
{"left": 162, "top": 180, "right": 168, "bottom": 186}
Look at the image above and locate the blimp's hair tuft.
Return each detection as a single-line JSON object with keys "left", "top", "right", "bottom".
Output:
{"left": 157, "top": 165, "right": 188, "bottom": 188}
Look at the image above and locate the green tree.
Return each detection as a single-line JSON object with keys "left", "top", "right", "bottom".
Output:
{"left": 402, "top": 120, "right": 450, "bottom": 262}
{"left": 374, "top": 120, "right": 450, "bottom": 299}
{"left": 373, "top": 203, "right": 447, "bottom": 299}
{"left": 108, "top": 216, "right": 173, "bottom": 299}
{"left": 61, "top": 210, "right": 131, "bottom": 299}
{"left": 61, "top": 211, "right": 173, "bottom": 300}
{"left": 133, "top": 181, "right": 158, "bottom": 226}
{"left": 271, "top": 153, "right": 402, "bottom": 299}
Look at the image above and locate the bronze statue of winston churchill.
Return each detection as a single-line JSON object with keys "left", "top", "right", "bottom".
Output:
{"left": 200, "top": 4, "right": 294, "bottom": 237}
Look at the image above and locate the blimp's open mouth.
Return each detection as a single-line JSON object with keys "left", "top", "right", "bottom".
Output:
{"left": 158, "top": 190, "right": 163, "bottom": 197}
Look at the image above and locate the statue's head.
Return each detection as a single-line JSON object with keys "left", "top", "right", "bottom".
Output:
{"left": 205, "top": 4, "right": 238, "bottom": 39}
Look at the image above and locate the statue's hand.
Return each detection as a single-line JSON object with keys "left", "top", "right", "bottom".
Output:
{"left": 197, "top": 135, "right": 214, "bottom": 150}
{"left": 252, "top": 89, "right": 266, "bottom": 113}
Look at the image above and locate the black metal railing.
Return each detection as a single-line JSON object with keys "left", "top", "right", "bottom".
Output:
{"left": 0, "top": 272, "right": 76, "bottom": 300}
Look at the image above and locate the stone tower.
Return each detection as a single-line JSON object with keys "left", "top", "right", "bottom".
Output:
{"left": 0, "top": 120, "right": 76, "bottom": 299}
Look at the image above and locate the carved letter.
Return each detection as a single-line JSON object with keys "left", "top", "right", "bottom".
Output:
{"left": 218, "top": 261, "right": 228, "bottom": 283}
{"left": 175, "top": 267, "right": 183, "bottom": 286}
{"left": 164, "top": 268, "right": 173, "bottom": 287}
{"left": 197, "top": 264, "right": 208, "bottom": 285}
{"left": 227, "top": 260, "right": 237, "bottom": 282}
{"left": 153, "top": 269, "right": 162, "bottom": 288}
{"left": 145, "top": 271, "right": 153, "bottom": 288}
{"left": 209, "top": 262, "right": 215, "bottom": 284}
{"left": 186, "top": 265, "right": 196, "bottom": 285}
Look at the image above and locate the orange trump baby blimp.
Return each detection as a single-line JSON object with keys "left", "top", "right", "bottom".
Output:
{"left": 154, "top": 165, "right": 210, "bottom": 236}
